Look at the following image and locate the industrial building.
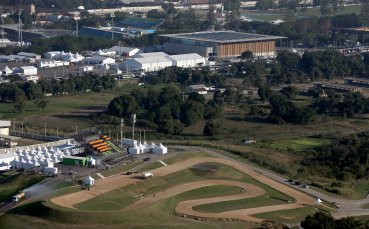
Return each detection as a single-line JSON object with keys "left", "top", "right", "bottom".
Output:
{"left": 160, "top": 30, "right": 285, "bottom": 58}
{"left": 124, "top": 52, "right": 206, "bottom": 72}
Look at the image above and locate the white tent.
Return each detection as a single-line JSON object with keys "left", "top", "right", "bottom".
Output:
{"left": 153, "top": 143, "right": 167, "bottom": 155}
{"left": 129, "top": 144, "right": 141, "bottom": 155}
{"left": 83, "top": 175, "right": 95, "bottom": 187}
{"left": 2, "top": 65, "right": 13, "bottom": 75}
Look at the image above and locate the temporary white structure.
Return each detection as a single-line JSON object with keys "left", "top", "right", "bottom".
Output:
{"left": 153, "top": 143, "right": 167, "bottom": 155}
{"left": 83, "top": 175, "right": 95, "bottom": 187}
{"left": 128, "top": 144, "right": 141, "bottom": 155}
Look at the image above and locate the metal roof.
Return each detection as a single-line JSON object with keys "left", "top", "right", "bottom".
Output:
{"left": 0, "top": 134, "right": 20, "bottom": 140}
{"left": 160, "top": 30, "right": 286, "bottom": 44}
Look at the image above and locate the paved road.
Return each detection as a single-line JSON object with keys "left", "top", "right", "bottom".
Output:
{"left": 193, "top": 146, "right": 369, "bottom": 218}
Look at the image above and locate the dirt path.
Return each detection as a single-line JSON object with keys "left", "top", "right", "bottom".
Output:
{"left": 50, "top": 156, "right": 316, "bottom": 221}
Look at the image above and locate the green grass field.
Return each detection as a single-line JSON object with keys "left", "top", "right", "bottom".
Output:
{"left": 0, "top": 173, "right": 45, "bottom": 202}
{"left": 75, "top": 162, "right": 293, "bottom": 213}
{"left": 260, "top": 137, "right": 332, "bottom": 152}
{"left": 253, "top": 206, "right": 332, "bottom": 225}
{"left": 194, "top": 195, "right": 292, "bottom": 213}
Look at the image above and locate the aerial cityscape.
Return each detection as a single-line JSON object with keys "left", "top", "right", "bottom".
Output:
{"left": 0, "top": 0, "right": 369, "bottom": 228}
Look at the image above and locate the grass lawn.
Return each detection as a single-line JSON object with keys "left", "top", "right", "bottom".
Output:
{"left": 253, "top": 206, "right": 332, "bottom": 225}
{"left": 0, "top": 173, "right": 45, "bottom": 202}
{"left": 74, "top": 189, "right": 138, "bottom": 211}
{"left": 303, "top": 5, "right": 362, "bottom": 17}
{"left": 162, "top": 151, "right": 211, "bottom": 165}
{"left": 194, "top": 195, "right": 292, "bottom": 213}
{"left": 259, "top": 137, "right": 332, "bottom": 152}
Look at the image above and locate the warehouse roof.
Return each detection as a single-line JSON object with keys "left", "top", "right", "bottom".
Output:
{"left": 168, "top": 53, "right": 204, "bottom": 61}
{"left": 160, "top": 30, "right": 286, "bottom": 44}
{"left": 130, "top": 56, "right": 172, "bottom": 64}
{"left": 63, "top": 155, "right": 86, "bottom": 160}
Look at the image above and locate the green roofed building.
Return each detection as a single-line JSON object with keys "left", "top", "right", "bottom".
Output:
{"left": 63, "top": 156, "right": 88, "bottom": 166}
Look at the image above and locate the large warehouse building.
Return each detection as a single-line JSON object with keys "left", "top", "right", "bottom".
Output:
{"left": 160, "top": 30, "right": 286, "bottom": 58}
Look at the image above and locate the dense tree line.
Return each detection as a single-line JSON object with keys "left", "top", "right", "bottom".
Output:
{"left": 310, "top": 91, "right": 369, "bottom": 117}
{"left": 301, "top": 212, "right": 369, "bottom": 229}
{"left": 267, "top": 50, "right": 369, "bottom": 84}
{"left": 312, "top": 133, "right": 369, "bottom": 180}
{"left": 0, "top": 74, "right": 115, "bottom": 104}
{"left": 27, "top": 35, "right": 114, "bottom": 55}
{"left": 107, "top": 86, "right": 223, "bottom": 135}
{"left": 146, "top": 67, "right": 225, "bottom": 87}
{"left": 238, "top": 13, "right": 368, "bottom": 48}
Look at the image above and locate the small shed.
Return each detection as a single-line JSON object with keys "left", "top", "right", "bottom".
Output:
{"left": 83, "top": 175, "right": 94, "bottom": 187}
{"left": 63, "top": 156, "right": 87, "bottom": 166}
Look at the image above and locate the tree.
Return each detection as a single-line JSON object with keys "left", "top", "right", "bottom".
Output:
{"left": 241, "top": 51, "right": 254, "bottom": 60}
{"left": 301, "top": 212, "right": 335, "bottom": 229}
{"left": 108, "top": 95, "right": 139, "bottom": 119}
{"left": 258, "top": 85, "right": 272, "bottom": 102}
{"left": 34, "top": 99, "right": 48, "bottom": 112}
{"left": 203, "top": 119, "right": 222, "bottom": 136}
{"left": 188, "top": 92, "right": 205, "bottom": 104}
{"left": 280, "top": 86, "right": 298, "bottom": 99}
{"left": 180, "top": 101, "right": 204, "bottom": 125}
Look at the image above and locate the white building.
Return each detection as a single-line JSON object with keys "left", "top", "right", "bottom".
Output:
{"left": 122, "top": 138, "right": 137, "bottom": 147}
{"left": 22, "top": 75, "right": 40, "bottom": 82}
{"left": 79, "top": 65, "right": 94, "bottom": 73}
{"left": 109, "top": 46, "right": 140, "bottom": 56}
{"left": 135, "top": 52, "right": 169, "bottom": 58}
{"left": 168, "top": 53, "right": 206, "bottom": 68}
{"left": 37, "top": 60, "right": 69, "bottom": 68}
{"left": 20, "top": 66, "right": 38, "bottom": 76}
{"left": 17, "top": 52, "right": 41, "bottom": 60}
{"left": 94, "top": 49, "right": 116, "bottom": 57}
{"left": 86, "top": 56, "right": 115, "bottom": 65}
{"left": 44, "top": 51, "right": 61, "bottom": 59}
{"left": 125, "top": 56, "right": 172, "bottom": 72}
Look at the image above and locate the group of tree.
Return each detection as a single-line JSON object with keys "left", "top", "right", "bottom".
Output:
{"left": 301, "top": 212, "right": 369, "bottom": 229}
{"left": 310, "top": 91, "right": 369, "bottom": 118}
{"left": 311, "top": 132, "right": 369, "bottom": 181}
{"left": 0, "top": 74, "right": 115, "bottom": 112}
{"left": 107, "top": 86, "right": 223, "bottom": 135}
{"left": 267, "top": 50, "right": 369, "bottom": 84}
{"left": 146, "top": 66, "right": 225, "bottom": 87}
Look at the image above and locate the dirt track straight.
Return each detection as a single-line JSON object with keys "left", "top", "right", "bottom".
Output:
{"left": 50, "top": 156, "right": 316, "bottom": 222}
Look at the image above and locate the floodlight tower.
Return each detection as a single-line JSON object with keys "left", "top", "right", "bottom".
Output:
{"left": 75, "top": 18, "right": 79, "bottom": 37}
{"left": 1, "top": 16, "right": 4, "bottom": 47}
{"left": 120, "top": 118, "right": 124, "bottom": 148}
{"left": 132, "top": 114, "right": 136, "bottom": 144}
{"left": 110, "top": 12, "right": 115, "bottom": 41}
{"left": 18, "top": 10, "right": 23, "bottom": 46}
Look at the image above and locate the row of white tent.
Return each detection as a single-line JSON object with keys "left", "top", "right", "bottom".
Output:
{"left": 0, "top": 140, "right": 79, "bottom": 171}
{"left": 128, "top": 142, "right": 167, "bottom": 155}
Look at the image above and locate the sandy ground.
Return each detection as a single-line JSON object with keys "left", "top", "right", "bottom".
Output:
{"left": 50, "top": 155, "right": 316, "bottom": 222}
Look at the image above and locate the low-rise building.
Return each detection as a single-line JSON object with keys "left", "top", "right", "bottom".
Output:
{"left": 85, "top": 56, "right": 116, "bottom": 65}
{"left": 20, "top": 66, "right": 38, "bottom": 76}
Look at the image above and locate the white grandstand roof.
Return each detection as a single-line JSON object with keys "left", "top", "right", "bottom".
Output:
{"left": 131, "top": 56, "right": 172, "bottom": 64}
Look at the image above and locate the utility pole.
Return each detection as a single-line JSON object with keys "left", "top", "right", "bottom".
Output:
{"left": 21, "top": 122, "right": 24, "bottom": 133}
{"left": 18, "top": 10, "right": 23, "bottom": 46}
{"left": 1, "top": 16, "right": 4, "bottom": 47}
{"left": 75, "top": 126, "right": 78, "bottom": 135}
{"left": 110, "top": 12, "right": 115, "bottom": 41}
{"left": 120, "top": 118, "right": 124, "bottom": 148}
{"left": 75, "top": 18, "right": 79, "bottom": 37}
{"left": 132, "top": 114, "right": 136, "bottom": 144}
{"left": 44, "top": 122, "right": 47, "bottom": 136}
